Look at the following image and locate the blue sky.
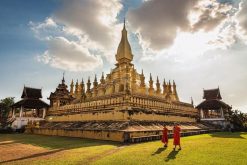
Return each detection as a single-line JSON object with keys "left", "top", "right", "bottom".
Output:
{"left": 0, "top": 0, "right": 60, "bottom": 97}
{"left": 0, "top": 0, "right": 247, "bottom": 112}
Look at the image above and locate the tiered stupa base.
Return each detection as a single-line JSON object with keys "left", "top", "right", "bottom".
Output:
{"left": 26, "top": 103, "right": 215, "bottom": 142}
{"left": 26, "top": 120, "right": 214, "bottom": 142}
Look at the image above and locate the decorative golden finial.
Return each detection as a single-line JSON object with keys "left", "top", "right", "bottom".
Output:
{"left": 94, "top": 74, "right": 98, "bottom": 87}
{"left": 70, "top": 79, "right": 74, "bottom": 95}
{"left": 173, "top": 80, "right": 176, "bottom": 86}
{"left": 124, "top": 17, "right": 126, "bottom": 29}
{"left": 163, "top": 78, "right": 167, "bottom": 95}
{"left": 80, "top": 78, "right": 85, "bottom": 94}
{"left": 172, "top": 80, "right": 179, "bottom": 101}
{"left": 75, "top": 79, "right": 79, "bottom": 96}
{"left": 168, "top": 80, "right": 172, "bottom": 93}
{"left": 86, "top": 77, "right": 91, "bottom": 93}
{"left": 163, "top": 78, "right": 166, "bottom": 86}
{"left": 140, "top": 69, "right": 145, "bottom": 88}
{"left": 94, "top": 74, "right": 97, "bottom": 81}
{"left": 75, "top": 79, "right": 79, "bottom": 89}
{"left": 101, "top": 72, "right": 105, "bottom": 84}
{"left": 191, "top": 97, "right": 194, "bottom": 106}
{"left": 156, "top": 76, "right": 159, "bottom": 83}
{"left": 156, "top": 76, "right": 161, "bottom": 94}
{"left": 80, "top": 78, "right": 86, "bottom": 99}
{"left": 148, "top": 73, "right": 154, "bottom": 94}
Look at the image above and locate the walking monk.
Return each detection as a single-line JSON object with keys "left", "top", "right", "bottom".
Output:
{"left": 173, "top": 123, "right": 181, "bottom": 150}
{"left": 161, "top": 125, "right": 168, "bottom": 147}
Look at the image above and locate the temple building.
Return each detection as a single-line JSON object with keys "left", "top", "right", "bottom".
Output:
{"left": 27, "top": 22, "right": 211, "bottom": 142}
{"left": 196, "top": 88, "right": 231, "bottom": 128}
{"left": 11, "top": 86, "right": 49, "bottom": 130}
{"left": 48, "top": 73, "right": 74, "bottom": 107}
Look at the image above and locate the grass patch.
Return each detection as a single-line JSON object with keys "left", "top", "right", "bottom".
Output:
{"left": 0, "top": 132, "right": 247, "bottom": 165}
{"left": 0, "top": 133, "right": 120, "bottom": 149}
{"left": 93, "top": 132, "right": 247, "bottom": 165}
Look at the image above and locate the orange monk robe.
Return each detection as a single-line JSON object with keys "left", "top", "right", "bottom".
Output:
{"left": 173, "top": 126, "right": 181, "bottom": 145}
{"left": 161, "top": 127, "right": 168, "bottom": 143}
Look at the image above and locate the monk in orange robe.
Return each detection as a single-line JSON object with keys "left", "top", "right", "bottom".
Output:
{"left": 161, "top": 125, "right": 168, "bottom": 147}
{"left": 173, "top": 123, "right": 181, "bottom": 150}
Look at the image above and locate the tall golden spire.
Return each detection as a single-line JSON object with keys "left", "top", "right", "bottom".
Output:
{"left": 163, "top": 79, "right": 167, "bottom": 95}
{"left": 115, "top": 19, "right": 133, "bottom": 64}
{"left": 80, "top": 78, "right": 85, "bottom": 95}
{"left": 93, "top": 75, "right": 98, "bottom": 97}
{"left": 75, "top": 79, "right": 79, "bottom": 97}
{"left": 93, "top": 75, "right": 98, "bottom": 88}
{"left": 100, "top": 72, "right": 105, "bottom": 84}
{"left": 149, "top": 73, "right": 153, "bottom": 88}
{"left": 168, "top": 80, "right": 172, "bottom": 94}
{"left": 156, "top": 76, "right": 161, "bottom": 94}
{"left": 86, "top": 77, "right": 91, "bottom": 98}
{"left": 148, "top": 73, "right": 154, "bottom": 95}
{"left": 172, "top": 80, "right": 179, "bottom": 101}
{"left": 70, "top": 79, "right": 74, "bottom": 96}
{"left": 140, "top": 69, "right": 145, "bottom": 88}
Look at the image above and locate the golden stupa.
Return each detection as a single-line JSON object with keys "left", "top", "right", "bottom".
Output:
{"left": 28, "top": 22, "right": 205, "bottom": 142}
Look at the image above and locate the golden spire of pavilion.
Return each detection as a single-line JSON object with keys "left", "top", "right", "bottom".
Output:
{"left": 62, "top": 72, "right": 65, "bottom": 84}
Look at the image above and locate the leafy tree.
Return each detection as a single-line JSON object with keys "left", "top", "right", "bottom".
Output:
{"left": 226, "top": 109, "right": 247, "bottom": 130}
{"left": 0, "top": 97, "right": 15, "bottom": 128}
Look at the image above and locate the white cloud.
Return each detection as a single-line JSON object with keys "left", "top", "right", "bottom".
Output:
{"left": 54, "top": 0, "right": 123, "bottom": 61}
{"left": 30, "top": 0, "right": 123, "bottom": 71}
{"left": 190, "top": 0, "right": 233, "bottom": 32}
{"left": 37, "top": 37, "right": 103, "bottom": 72}
{"left": 127, "top": 0, "right": 236, "bottom": 54}
{"left": 236, "top": 0, "right": 247, "bottom": 41}
{"left": 128, "top": 0, "right": 196, "bottom": 51}
{"left": 29, "top": 17, "right": 58, "bottom": 40}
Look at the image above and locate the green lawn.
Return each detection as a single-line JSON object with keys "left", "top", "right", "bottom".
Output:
{"left": 0, "top": 132, "right": 247, "bottom": 165}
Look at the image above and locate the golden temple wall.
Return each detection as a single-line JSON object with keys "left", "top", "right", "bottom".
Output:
{"left": 129, "top": 131, "right": 161, "bottom": 138}
{"left": 48, "top": 94, "right": 197, "bottom": 114}
{"left": 47, "top": 110, "right": 128, "bottom": 122}
{"left": 131, "top": 112, "right": 195, "bottom": 122}
{"left": 47, "top": 93, "right": 197, "bottom": 123}
{"left": 29, "top": 128, "right": 124, "bottom": 142}
{"left": 46, "top": 110, "right": 195, "bottom": 122}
